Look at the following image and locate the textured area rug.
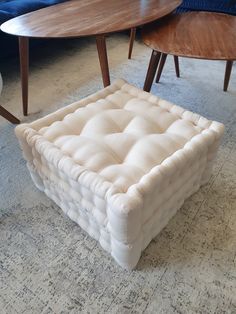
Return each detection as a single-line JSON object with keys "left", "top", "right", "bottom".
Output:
{"left": 0, "top": 33, "right": 236, "bottom": 314}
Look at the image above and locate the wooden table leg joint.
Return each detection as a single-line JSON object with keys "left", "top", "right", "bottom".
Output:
{"left": 0, "top": 105, "right": 20, "bottom": 124}
{"left": 19, "top": 36, "right": 29, "bottom": 116}
{"left": 96, "top": 35, "right": 111, "bottom": 87}
{"left": 156, "top": 53, "right": 167, "bottom": 83}
{"left": 143, "top": 50, "right": 161, "bottom": 92}
{"left": 128, "top": 28, "right": 136, "bottom": 59}
{"left": 224, "top": 60, "right": 233, "bottom": 92}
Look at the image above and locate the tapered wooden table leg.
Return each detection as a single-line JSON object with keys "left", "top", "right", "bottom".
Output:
{"left": 0, "top": 105, "right": 20, "bottom": 124}
{"left": 223, "top": 60, "right": 233, "bottom": 92}
{"left": 174, "top": 55, "right": 180, "bottom": 78}
{"left": 96, "top": 35, "right": 110, "bottom": 87}
{"left": 128, "top": 28, "right": 136, "bottom": 59}
{"left": 19, "top": 37, "right": 29, "bottom": 116}
{"left": 156, "top": 53, "right": 167, "bottom": 83}
{"left": 143, "top": 50, "right": 161, "bottom": 92}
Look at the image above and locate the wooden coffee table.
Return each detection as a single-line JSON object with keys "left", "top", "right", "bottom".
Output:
{"left": 0, "top": 0, "right": 181, "bottom": 116}
{"left": 142, "top": 12, "right": 236, "bottom": 92}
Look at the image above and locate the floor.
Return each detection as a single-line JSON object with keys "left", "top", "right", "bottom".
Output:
{"left": 0, "top": 33, "right": 236, "bottom": 314}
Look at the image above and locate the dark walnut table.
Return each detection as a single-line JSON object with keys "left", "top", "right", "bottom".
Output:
{"left": 0, "top": 0, "right": 181, "bottom": 116}
{"left": 142, "top": 11, "right": 236, "bottom": 92}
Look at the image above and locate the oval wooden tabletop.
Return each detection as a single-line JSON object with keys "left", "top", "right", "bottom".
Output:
{"left": 142, "top": 11, "right": 236, "bottom": 61}
{"left": 1, "top": 0, "right": 181, "bottom": 38}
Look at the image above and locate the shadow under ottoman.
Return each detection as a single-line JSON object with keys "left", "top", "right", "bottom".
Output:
{"left": 15, "top": 79, "right": 224, "bottom": 269}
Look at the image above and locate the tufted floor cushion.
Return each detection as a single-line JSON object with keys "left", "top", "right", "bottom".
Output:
{"left": 15, "top": 79, "right": 224, "bottom": 269}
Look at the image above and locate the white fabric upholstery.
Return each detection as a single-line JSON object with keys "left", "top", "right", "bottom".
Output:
{"left": 15, "top": 79, "right": 224, "bottom": 269}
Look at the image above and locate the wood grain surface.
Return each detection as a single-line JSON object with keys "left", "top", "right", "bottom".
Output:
{"left": 142, "top": 12, "right": 236, "bottom": 61}
{"left": 1, "top": 0, "right": 181, "bottom": 38}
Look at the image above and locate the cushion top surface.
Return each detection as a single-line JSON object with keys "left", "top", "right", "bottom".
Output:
{"left": 29, "top": 80, "right": 214, "bottom": 193}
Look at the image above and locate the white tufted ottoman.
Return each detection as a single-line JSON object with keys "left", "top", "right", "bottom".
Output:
{"left": 15, "top": 79, "right": 224, "bottom": 269}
